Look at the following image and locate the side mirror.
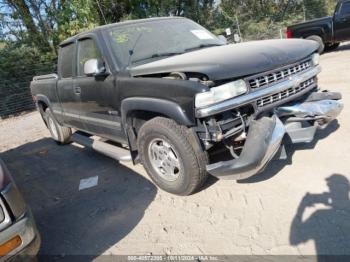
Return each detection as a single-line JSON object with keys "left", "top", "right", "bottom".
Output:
{"left": 217, "top": 35, "right": 228, "bottom": 45}
{"left": 84, "top": 58, "right": 106, "bottom": 76}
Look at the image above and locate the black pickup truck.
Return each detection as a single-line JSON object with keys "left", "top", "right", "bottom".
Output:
{"left": 287, "top": 0, "right": 350, "bottom": 53}
{"left": 31, "top": 17, "right": 343, "bottom": 195}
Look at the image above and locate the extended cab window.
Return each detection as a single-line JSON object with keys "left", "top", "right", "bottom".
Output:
{"left": 340, "top": 2, "right": 350, "bottom": 16}
{"left": 77, "top": 38, "right": 102, "bottom": 76}
{"left": 59, "top": 43, "right": 75, "bottom": 78}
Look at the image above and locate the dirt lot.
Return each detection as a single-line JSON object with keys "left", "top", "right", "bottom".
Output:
{"left": 1, "top": 44, "right": 350, "bottom": 258}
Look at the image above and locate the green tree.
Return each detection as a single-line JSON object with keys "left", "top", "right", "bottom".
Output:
{"left": 1, "top": 0, "right": 100, "bottom": 55}
{"left": 304, "top": 0, "right": 328, "bottom": 20}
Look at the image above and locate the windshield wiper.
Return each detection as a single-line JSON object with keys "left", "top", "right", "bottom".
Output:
{"left": 184, "top": 43, "right": 222, "bottom": 52}
{"left": 132, "top": 52, "right": 184, "bottom": 64}
{"left": 151, "top": 52, "right": 184, "bottom": 58}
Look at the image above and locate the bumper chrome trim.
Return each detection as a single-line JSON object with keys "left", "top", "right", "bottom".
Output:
{"left": 278, "top": 99, "right": 343, "bottom": 143}
{"left": 276, "top": 99, "right": 344, "bottom": 120}
{"left": 196, "top": 66, "right": 321, "bottom": 118}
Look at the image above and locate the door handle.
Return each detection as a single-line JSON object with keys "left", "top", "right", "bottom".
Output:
{"left": 74, "top": 86, "right": 81, "bottom": 95}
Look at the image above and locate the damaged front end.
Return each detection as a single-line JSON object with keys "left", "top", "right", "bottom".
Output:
{"left": 204, "top": 91, "right": 343, "bottom": 180}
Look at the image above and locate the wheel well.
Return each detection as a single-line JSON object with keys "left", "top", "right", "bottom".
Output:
{"left": 304, "top": 34, "right": 324, "bottom": 42}
{"left": 126, "top": 110, "right": 168, "bottom": 153}
{"left": 37, "top": 100, "right": 48, "bottom": 113}
{"left": 37, "top": 100, "right": 49, "bottom": 127}
{"left": 128, "top": 110, "right": 167, "bottom": 134}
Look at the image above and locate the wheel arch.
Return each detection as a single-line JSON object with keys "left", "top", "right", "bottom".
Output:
{"left": 121, "top": 97, "right": 194, "bottom": 127}
{"left": 300, "top": 27, "right": 327, "bottom": 42}
{"left": 36, "top": 95, "right": 52, "bottom": 126}
{"left": 121, "top": 97, "right": 195, "bottom": 158}
{"left": 36, "top": 95, "right": 50, "bottom": 111}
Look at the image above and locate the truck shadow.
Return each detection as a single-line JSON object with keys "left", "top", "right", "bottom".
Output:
{"left": 238, "top": 120, "right": 340, "bottom": 184}
{"left": 0, "top": 138, "right": 157, "bottom": 259}
{"left": 334, "top": 43, "right": 350, "bottom": 52}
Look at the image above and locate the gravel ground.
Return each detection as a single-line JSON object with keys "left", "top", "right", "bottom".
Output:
{"left": 0, "top": 43, "right": 350, "bottom": 259}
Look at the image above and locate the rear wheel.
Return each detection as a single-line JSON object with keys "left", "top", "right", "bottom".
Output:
{"left": 44, "top": 108, "right": 72, "bottom": 144}
{"left": 137, "top": 117, "right": 208, "bottom": 195}
{"left": 306, "top": 35, "right": 325, "bottom": 54}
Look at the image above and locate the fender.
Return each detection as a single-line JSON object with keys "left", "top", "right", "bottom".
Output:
{"left": 121, "top": 97, "right": 195, "bottom": 162}
{"left": 300, "top": 27, "right": 327, "bottom": 40}
{"left": 121, "top": 97, "right": 195, "bottom": 127}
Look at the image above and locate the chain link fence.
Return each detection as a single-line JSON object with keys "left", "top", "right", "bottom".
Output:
{"left": 0, "top": 63, "right": 53, "bottom": 119}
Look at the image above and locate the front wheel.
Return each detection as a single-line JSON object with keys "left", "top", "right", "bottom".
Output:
{"left": 137, "top": 117, "right": 208, "bottom": 196}
{"left": 44, "top": 108, "right": 72, "bottom": 144}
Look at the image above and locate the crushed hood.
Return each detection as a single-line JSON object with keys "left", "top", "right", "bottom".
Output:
{"left": 130, "top": 39, "right": 319, "bottom": 81}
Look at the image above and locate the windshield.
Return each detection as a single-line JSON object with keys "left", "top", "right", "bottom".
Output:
{"left": 106, "top": 18, "right": 223, "bottom": 68}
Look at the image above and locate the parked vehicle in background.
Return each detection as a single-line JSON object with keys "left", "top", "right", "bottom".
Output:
{"left": 287, "top": 0, "right": 350, "bottom": 53}
{"left": 31, "top": 17, "right": 343, "bottom": 196}
{"left": 0, "top": 159, "right": 40, "bottom": 260}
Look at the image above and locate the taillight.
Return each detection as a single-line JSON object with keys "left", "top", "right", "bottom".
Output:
{"left": 286, "top": 29, "right": 293, "bottom": 39}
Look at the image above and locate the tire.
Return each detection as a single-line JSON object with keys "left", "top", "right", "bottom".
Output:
{"left": 306, "top": 35, "right": 325, "bottom": 54}
{"left": 325, "top": 43, "right": 340, "bottom": 52}
{"left": 137, "top": 117, "right": 208, "bottom": 196}
{"left": 44, "top": 108, "right": 72, "bottom": 144}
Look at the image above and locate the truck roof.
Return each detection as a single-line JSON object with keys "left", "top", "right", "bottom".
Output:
{"left": 59, "top": 16, "right": 186, "bottom": 46}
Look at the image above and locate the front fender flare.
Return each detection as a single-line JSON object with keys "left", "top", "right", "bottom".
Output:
{"left": 121, "top": 97, "right": 194, "bottom": 127}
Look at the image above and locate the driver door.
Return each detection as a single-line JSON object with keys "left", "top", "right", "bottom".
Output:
{"left": 74, "top": 36, "right": 126, "bottom": 143}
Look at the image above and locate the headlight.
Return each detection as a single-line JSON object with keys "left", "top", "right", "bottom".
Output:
{"left": 195, "top": 79, "right": 248, "bottom": 108}
{"left": 312, "top": 53, "right": 320, "bottom": 66}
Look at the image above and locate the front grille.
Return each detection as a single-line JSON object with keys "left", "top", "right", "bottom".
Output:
{"left": 247, "top": 59, "right": 312, "bottom": 89}
{"left": 256, "top": 77, "right": 316, "bottom": 108}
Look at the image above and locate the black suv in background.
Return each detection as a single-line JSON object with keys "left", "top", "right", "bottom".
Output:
{"left": 287, "top": 0, "right": 350, "bottom": 53}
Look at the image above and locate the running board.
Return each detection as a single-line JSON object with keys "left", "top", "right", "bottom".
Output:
{"left": 71, "top": 133, "right": 132, "bottom": 162}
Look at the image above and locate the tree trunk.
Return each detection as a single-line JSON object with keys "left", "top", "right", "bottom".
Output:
{"left": 6, "top": 0, "right": 51, "bottom": 51}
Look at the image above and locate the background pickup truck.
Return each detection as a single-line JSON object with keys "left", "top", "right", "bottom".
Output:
{"left": 31, "top": 17, "right": 343, "bottom": 196}
{"left": 287, "top": 0, "right": 350, "bottom": 53}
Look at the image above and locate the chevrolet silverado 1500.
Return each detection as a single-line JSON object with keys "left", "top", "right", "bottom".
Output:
{"left": 30, "top": 17, "right": 343, "bottom": 195}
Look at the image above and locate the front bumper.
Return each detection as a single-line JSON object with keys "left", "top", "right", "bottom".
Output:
{"left": 206, "top": 93, "right": 343, "bottom": 180}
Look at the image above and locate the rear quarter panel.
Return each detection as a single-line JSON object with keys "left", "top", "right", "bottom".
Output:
{"left": 289, "top": 17, "right": 333, "bottom": 43}
{"left": 30, "top": 78, "right": 64, "bottom": 123}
